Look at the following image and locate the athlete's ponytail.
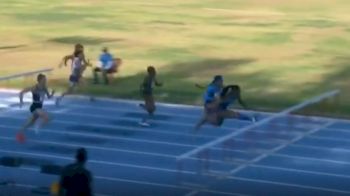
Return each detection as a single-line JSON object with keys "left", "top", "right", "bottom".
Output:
{"left": 220, "top": 85, "right": 240, "bottom": 97}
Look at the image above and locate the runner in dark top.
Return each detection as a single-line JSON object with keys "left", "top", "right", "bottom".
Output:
{"left": 16, "top": 74, "right": 54, "bottom": 143}
{"left": 139, "top": 66, "right": 162, "bottom": 126}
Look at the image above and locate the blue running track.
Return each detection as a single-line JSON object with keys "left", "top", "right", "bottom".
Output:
{"left": 0, "top": 89, "right": 350, "bottom": 196}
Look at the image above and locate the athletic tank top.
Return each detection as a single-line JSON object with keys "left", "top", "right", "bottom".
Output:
{"left": 32, "top": 85, "right": 46, "bottom": 104}
{"left": 142, "top": 76, "right": 154, "bottom": 92}
{"left": 71, "top": 57, "right": 82, "bottom": 76}
{"left": 203, "top": 84, "right": 221, "bottom": 104}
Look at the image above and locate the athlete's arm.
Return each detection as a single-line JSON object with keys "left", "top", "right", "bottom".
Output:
{"left": 82, "top": 54, "right": 88, "bottom": 65}
{"left": 19, "top": 86, "right": 33, "bottom": 107}
{"left": 205, "top": 97, "right": 221, "bottom": 111}
{"left": 62, "top": 54, "right": 73, "bottom": 67}
{"left": 45, "top": 88, "right": 55, "bottom": 99}
{"left": 58, "top": 55, "right": 69, "bottom": 68}
{"left": 195, "top": 83, "right": 206, "bottom": 89}
{"left": 155, "top": 78, "right": 163, "bottom": 87}
{"left": 212, "top": 86, "right": 222, "bottom": 101}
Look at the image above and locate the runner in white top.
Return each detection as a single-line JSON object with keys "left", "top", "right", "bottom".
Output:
{"left": 56, "top": 51, "right": 86, "bottom": 106}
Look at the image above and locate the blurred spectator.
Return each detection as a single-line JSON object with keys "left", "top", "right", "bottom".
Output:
{"left": 93, "top": 47, "right": 122, "bottom": 85}
{"left": 59, "top": 148, "right": 93, "bottom": 196}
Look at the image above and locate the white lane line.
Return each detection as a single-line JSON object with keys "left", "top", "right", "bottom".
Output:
{"left": 293, "top": 143, "right": 350, "bottom": 153}
{"left": 99, "top": 175, "right": 248, "bottom": 196}
{"left": 231, "top": 175, "right": 350, "bottom": 195}
{"left": 249, "top": 164, "right": 350, "bottom": 179}
{"left": 306, "top": 134, "right": 350, "bottom": 143}
{"left": 185, "top": 190, "right": 200, "bottom": 196}
{"left": 274, "top": 153, "right": 350, "bottom": 165}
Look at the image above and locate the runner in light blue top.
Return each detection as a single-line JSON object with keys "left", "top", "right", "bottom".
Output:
{"left": 194, "top": 75, "right": 224, "bottom": 130}
{"left": 195, "top": 84, "right": 256, "bottom": 131}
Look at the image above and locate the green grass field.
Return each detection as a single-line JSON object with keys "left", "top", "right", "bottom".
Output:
{"left": 0, "top": 0, "right": 350, "bottom": 117}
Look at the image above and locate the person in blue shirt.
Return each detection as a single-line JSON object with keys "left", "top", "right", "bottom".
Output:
{"left": 93, "top": 47, "right": 119, "bottom": 85}
{"left": 195, "top": 83, "right": 256, "bottom": 131}
{"left": 194, "top": 75, "right": 224, "bottom": 130}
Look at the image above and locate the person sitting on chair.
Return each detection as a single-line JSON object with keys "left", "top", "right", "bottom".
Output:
{"left": 93, "top": 47, "right": 119, "bottom": 85}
